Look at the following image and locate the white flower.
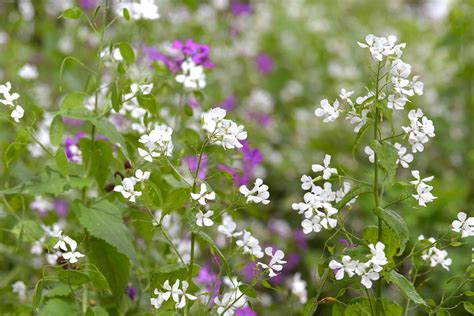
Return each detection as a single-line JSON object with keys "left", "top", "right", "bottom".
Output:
{"left": 53, "top": 232, "right": 77, "bottom": 252}
{"left": 314, "top": 99, "right": 340, "bottom": 123}
{"left": 218, "top": 215, "right": 242, "bottom": 238}
{"left": 12, "top": 281, "right": 27, "bottom": 301}
{"left": 114, "top": 177, "right": 142, "bottom": 202}
{"left": 201, "top": 107, "right": 247, "bottom": 150}
{"left": 387, "top": 94, "right": 408, "bottom": 110}
{"left": 289, "top": 273, "right": 308, "bottom": 304}
{"left": 62, "top": 248, "right": 85, "bottom": 264}
{"left": 312, "top": 154, "right": 337, "bottom": 180}
{"left": 402, "top": 109, "right": 435, "bottom": 153}
{"left": 162, "top": 279, "right": 182, "bottom": 303}
{"left": 150, "top": 289, "right": 166, "bottom": 309}
{"left": 335, "top": 182, "right": 356, "bottom": 206}
{"left": 175, "top": 58, "right": 206, "bottom": 89}
{"left": 319, "top": 204, "right": 338, "bottom": 229}
{"left": 175, "top": 280, "right": 197, "bottom": 309}
{"left": 364, "top": 146, "right": 375, "bottom": 163}
{"left": 236, "top": 230, "right": 263, "bottom": 258}
{"left": 239, "top": 178, "right": 270, "bottom": 205}
{"left": 257, "top": 247, "right": 287, "bottom": 278}
{"left": 421, "top": 247, "right": 452, "bottom": 271}
{"left": 451, "top": 212, "right": 474, "bottom": 238}
{"left": 191, "top": 183, "right": 216, "bottom": 206}
{"left": 0, "top": 82, "right": 20, "bottom": 107}
{"left": 196, "top": 210, "right": 214, "bottom": 227}
{"left": 347, "top": 109, "right": 369, "bottom": 133}
{"left": 138, "top": 124, "right": 174, "bottom": 162}
{"left": 329, "top": 255, "right": 356, "bottom": 280}
{"left": 18, "top": 64, "right": 38, "bottom": 80}
{"left": 30, "top": 196, "right": 53, "bottom": 216}
{"left": 394, "top": 143, "right": 413, "bottom": 168}
{"left": 339, "top": 88, "right": 354, "bottom": 104}
{"left": 360, "top": 267, "right": 380, "bottom": 289}
{"left": 117, "top": 0, "right": 160, "bottom": 20}
{"left": 300, "top": 175, "right": 314, "bottom": 191}
{"left": 215, "top": 292, "right": 237, "bottom": 316}
{"left": 357, "top": 34, "right": 405, "bottom": 61}
{"left": 301, "top": 215, "right": 322, "bottom": 234}
{"left": 410, "top": 170, "right": 437, "bottom": 207}
{"left": 368, "top": 242, "right": 388, "bottom": 272}
{"left": 133, "top": 169, "right": 151, "bottom": 182}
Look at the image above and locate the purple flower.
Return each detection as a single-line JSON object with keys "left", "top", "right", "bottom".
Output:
{"left": 142, "top": 46, "right": 180, "bottom": 73}
{"left": 255, "top": 53, "right": 273, "bottom": 75}
{"left": 235, "top": 306, "right": 257, "bottom": 316}
{"left": 62, "top": 117, "right": 83, "bottom": 126}
{"left": 172, "top": 39, "right": 215, "bottom": 68}
{"left": 53, "top": 199, "right": 69, "bottom": 217}
{"left": 125, "top": 283, "right": 137, "bottom": 300}
{"left": 339, "top": 239, "right": 357, "bottom": 249}
{"left": 241, "top": 262, "right": 257, "bottom": 282}
{"left": 293, "top": 230, "right": 309, "bottom": 250}
{"left": 285, "top": 253, "right": 301, "bottom": 270}
{"left": 183, "top": 154, "right": 208, "bottom": 180}
{"left": 65, "top": 132, "right": 86, "bottom": 164}
{"left": 218, "top": 141, "right": 263, "bottom": 186}
{"left": 197, "top": 265, "right": 221, "bottom": 303}
{"left": 188, "top": 97, "right": 200, "bottom": 109}
{"left": 79, "top": 0, "right": 96, "bottom": 10}
{"left": 231, "top": 2, "right": 252, "bottom": 16}
{"left": 245, "top": 112, "right": 272, "bottom": 127}
{"left": 241, "top": 140, "right": 263, "bottom": 169}
{"left": 218, "top": 95, "right": 237, "bottom": 111}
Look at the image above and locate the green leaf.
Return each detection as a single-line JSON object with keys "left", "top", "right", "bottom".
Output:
{"left": 345, "top": 297, "right": 402, "bottom": 316}
{"left": 142, "top": 182, "right": 162, "bottom": 210}
{"left": 50, "top": 115, "right": 64, "bottom": 147}
{"left": 42, "top": 299, "right": 79, "bottom": 315}
{"left": 0, "top": 167, "right": 90, "bottom": 196}
{"left": 61, "top": 92, "right": 87, "bottom": 110}
{"left": 61, "top": 7, "right": 82, "bottom": 19}
{"left": 123, "top": 8, "right": 130, "bottom": 21}
{"left": 55, "top": 148, "right": 69, "bottom": 178}
{"left": 137, "top": 94, "right": 157, "bottom": 113}
{"left": 58, "top": 270, "right": 90, "bottom": 286}
{"left": 372, "top": 140, "right": 399, "bottom": 184}
{"left": 238, "top": 284, "right": 256, "bottom": 298}
{"left": 195, "top": 231, "right": 231, "bottom": 277}
{"left": 335, "top": 185, "right": 372, "bottom": 210}
{"left": 33, "top": 279, "right": 44, "bottom": 308}
{"left": 76, "top": 200, "right": 138, "bottom": 264}
{"left": 45, "top": 285, "right": 76, "bottom": 298}
{"left": 163, "top": 188, "right": 191, "bottom": 213}
{"left": 385, "top": 270, "right": 427, "bottom": 307}
{"left": 464, "top": 301, "right": 474, "bottom": 313}
{"left": 91, "top": 118, "right": 129, "bottom": 157}
{"left": 352, "top": 122, "right": 372, "bottom": 156}
{"left": 12, "top": 220, "right": 43, "bottom": 242}
{"left": 87, "top": 237, "right": 130, "bottom": 303}
{"left": 380, "top": 209, "right": 409, "bottom": 254}
{"left": 332, "top": 302, "right": 344, "bottom": 316}
{"left": 110, "top": 82, "right": 121, "bottom": 113}
{"left": 117, "top": 42, "right": 135, "bottom": 65}
{"left": 80, "top": 139, "right": 113, "bottom": 188}
{"left": 86, "top": 265, "right": 110, "bottom": 291}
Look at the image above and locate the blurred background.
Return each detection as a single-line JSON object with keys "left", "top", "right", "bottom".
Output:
{"left": 0, "top": 0, "right": 472, "bottom": 314}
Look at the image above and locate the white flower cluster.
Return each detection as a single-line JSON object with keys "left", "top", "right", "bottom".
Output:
{"left": 31, "top": 223, "right": 68, "bottom": 265}
{"left": 410, "top": 170, "right": 437, "bottom": 207}
{"left": 138, "top": 124, "right": 174, "bottom": 162}
{"left": 191, "top": 183, "right": 216, "bottom": 227}
{"left": 329, "top": 242, "right": 388, "bottom": 289}
{"left": 357, "top": 34, "right": 405, "bottom": 61}
{"left": 418, "top": 235, "right": 452, "bottom": 271}
{"left": 292, "top": 155, "right": 353, "bottom": 235}
{"left": 114, "top": 169, "right": 150, "bottom": 202}
{"left": 116, "top": 83, "right": 152, "bottom": 133}
{"left": 388, "top": 59, "right": 424, "bottom": 110}
{"left": 364, "top": 142, "right": 413, "bottom": 169}
{"left": 257, "top": 247, "right": 287, "bottom": 277}
{"left": 289, "top": 273, "right": 308, "bottom": 304}
{"left": 0, "top": 82, "right": 24, "bottom": 122}
{"left": 150, "top": 279, "right": 197, "bottom": 310}
{"left": 201, "top": 107, "right": 247, "bottom": 149}
{"left": 451, "top": 212, "right": 474, "bottom": 238}
{"left": 214, "top": 277, "right": 248, "bottom": 316}
{"left": 117, "top": 0, "right": 160, "bottom": 20}
{"left": 402, "top": 109, "right": 435, "bottom": 153}
{"left": 53, "top": 231, "right": 85, "bottom": 264}
{"left": 239, "top": 178, "right": 270, "bottom": 205}
{"left": 175, "top": 58, "right": 206, "bottom": 90}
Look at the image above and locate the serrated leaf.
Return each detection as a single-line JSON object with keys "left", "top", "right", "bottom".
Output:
{"left": 42, "top": 298, "right": 79, "bottom": 316}
{"left": 381, "top": 209, "right": 409, "bottom": 254}
{"left": 50, "top": 115, "right": 64, "bottom": 147}
{"left": 372, "top": 140, "right": 399, "bottom": 184}
{"left": 87, "top": 237, "right": 130, "bottom": 303}
{"left": 163, "top": 188, "right": 190, "bottom": 213}
{"left": 385, "top": 270, "right": 427, "bottom": 307}
{"left": 58, "top": 270, "right": 89, "bottom": 286}
{"left": 335, "top": 185, "right": 372, "bottom": 210}
{"left": 345, "top": 297, "right": 402, "bottom": 316}
{"left": 76, "top": 200, "right": 138, "bottom": 264}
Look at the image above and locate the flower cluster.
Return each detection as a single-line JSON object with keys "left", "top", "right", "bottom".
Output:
{"left": 115, "top": 83, "right": 152, "bottom": 133}
{"left": 53, "top": 231, "right": 85, "bottom": 264}
{"left": 150, "top": 279, "right": 197, "bottom": 309}
{"left": 410, "top": 170, "right": 437, "bottom": 207}
{"left": 0, "top": 82, "right": 24, "bottom": 122}
{"left": 329, "top": 242, "right": 388, "bottom": 289}
{"left": 114, "top": 169, "right": 150, "bottom": 202}
{"left": 292, "top": 155, "right": 352, "bottom": 235}
{"left": 138, "top": 124, "right": 174, "bottom": 162}
{"left": 402, "top": 109, "right": 435, "bottom": 153}
{"left": 202, "top": 107, "right": 247, "bottom": 149}
{"left": 418, "top": 236, "right": 452, "bottom": 271}
{"left": 116, "top": 0, "right": 160, "bottom": 20}
{"left": 239, "top": 178, "right": 270, "bottom": 205}
{"left": 451, "top": 212, "right": 474, "bottom": 238}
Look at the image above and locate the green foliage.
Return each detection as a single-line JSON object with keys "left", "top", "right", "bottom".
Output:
{"left": 380, "top": 209, "right": 409, "bottom": 254}
{"left": 385, "top": 270, "right": 427, "bottom": 307}
{"left": 362, "top": 225, "right": 400, "bottom": 261}
{"left": 49, "top": 115, "right": 64, "bottom": 147}
{"left": 61, "top": 7, "right": 82, "bottom": 19}
{"left": 345, "top": 297, "right": 402, "bottom": 316}
{"left": 371, "top": 140, "right": 399, "bottom": 184}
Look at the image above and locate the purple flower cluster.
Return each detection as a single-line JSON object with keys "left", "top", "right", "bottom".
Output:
{"left": 255, "top": 53, "right": 273, "bottom": 75}
{"left": 230, "top": 1, "right": 252, "bottom": 16}
{"left": 144, "top": 39, "right": 214, "bottom": 73}
{"left": 64, "top": 132, "right": 86, "bottom": 164}
{"left": 218, "top": 140, "right": 263, "bottom": 186}
{"left": 183, "top": 154, "right": 208, "bottom": 180}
